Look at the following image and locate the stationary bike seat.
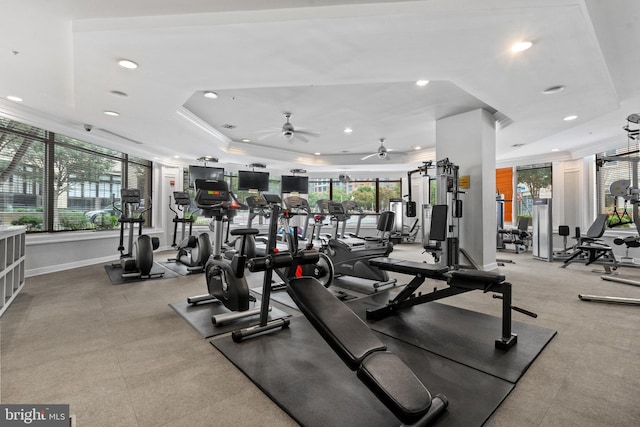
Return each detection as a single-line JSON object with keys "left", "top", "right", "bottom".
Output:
{"left": 230, "top": 228, "right": 260, "bottom": 236}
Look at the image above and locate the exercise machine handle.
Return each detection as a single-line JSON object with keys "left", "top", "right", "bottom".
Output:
{"left": 247, "top": 253, "right": 295, "bottom": 272}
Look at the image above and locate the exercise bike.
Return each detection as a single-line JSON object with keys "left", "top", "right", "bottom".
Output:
{"left": 187, "top": 179, "right": 263, "bottom": 325}
{"left": 114, "top": 189, "right": 163, "bottom": 279}
{"left": 275, "top": 198, "right": 334, "bottom": 289}
{"left": 244, "top": 193, "right": 334, "bottom": 288}
{"left": 168, "top": 191, "right": 211, "bottom": 273}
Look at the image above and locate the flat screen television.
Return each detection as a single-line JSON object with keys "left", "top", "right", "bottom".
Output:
{"left": 281, "top": 175, "right": 309, "bottom": 194}
{"left": 238, "top": 170, "right": 270, "bottom": 191}
{"left": 188, "top": 165, "right": 225, "bottom": 188}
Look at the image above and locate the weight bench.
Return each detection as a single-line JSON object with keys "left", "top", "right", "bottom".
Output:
{"left": 287, "top": 276, "right": 448, "bottom": 426}
{"left": 367, "top": 257, "right": 537, "bottom": 350}
{"left": 561, "top": 214, "right": 618, "bottom": 269}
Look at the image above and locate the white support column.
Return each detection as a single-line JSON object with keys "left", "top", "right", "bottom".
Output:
{"left": 436, "top": 109, "right": 497, "bottom": 270}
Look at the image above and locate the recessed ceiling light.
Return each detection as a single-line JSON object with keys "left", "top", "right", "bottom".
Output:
{"left": 344, "top": 127, "right": 353, "bottom": 134}
{"left": 117, "top": 59, "right": 138, "bottom": 69}
{"left": 203, "top": 91, "right": 218, "bottom": 99}
{"left": 551, "top": 148, "right": 560, "bottom": 152}
{"left": 241, "top": 138, "right": 251, "bottom": 142}
{"left": 314, "top": 152, "right": 321, "bottom": 156}
{"left": 110, "top": 90, "right": 128, "bottom": 97}
{"left": 173, "top": 155, "right": 180, "bottom": 159}
{"left": 511, "top": 41, "right": 533, "bottom": 52}
{"left": 414, "top": 146, "right": 422, "bottom": 150}
{"left": 416, "top": 80, "right": 430, "bottom": 87}
{"left": 7, "top": 95, "right": 22, "bottom": 102}
{"left": 563, "top": 115, "right": 578, "bottom": 121}
{"left": 104, "top": 111, "right": 120, "bottom": 116}
{"left": 542, "top": 85, "right": 565, "bottom": 95}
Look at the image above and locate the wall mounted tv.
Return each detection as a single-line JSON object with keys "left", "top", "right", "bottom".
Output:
{"left": 188, "top": 165, "right": 225, "bottom": 188}
{"left": 238, "top": 170, "right": 270, "bottom": 192}
{"left": 281, "top": 175, "right": 309, "bottom": 194}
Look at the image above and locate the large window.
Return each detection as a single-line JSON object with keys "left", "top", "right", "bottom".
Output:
{"left": 0, "top": 118, "right": 152, "bottom": 232}
{"left": 308, "top": 179, "right": 331, "bottom": 211}
{"left": 307, "top": 177, "right": 401, "bottom": 227}
{"left": 179, "top": 173, "right": 403, "bottom": 229}
{"left": 596, "top": 145, "right": 638, "bottom": 228}
{"left": 515, "top": 163, "right": 552, "bottom": 220}
{"left": 307, "top": 178, "right": 401, "bottom": 213}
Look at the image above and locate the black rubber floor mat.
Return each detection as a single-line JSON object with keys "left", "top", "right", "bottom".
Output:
{"left": 347, "top": 293, "right": 557, "bottom": 383}
{"left": 159, "top": 261, "right": 203, "bottom": 276}
{"left": 104, "top": 263, "right": 178, "bottom": 285}
{"left": 212, "top": 316, "right": 514, "bottom": 427}
{"left": 170, "top": 299, "right": 292, "bottom": 338}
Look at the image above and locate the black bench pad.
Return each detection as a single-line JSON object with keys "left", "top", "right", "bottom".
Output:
{"left": 449, "top": 269, "right": 505, "bottom": 285}
{"left": 288, "top": 276, "right": 443, "bottom": 424}
{"left": 369, "top": 257, "right": 448, "bottom": 277}
{"left": 287, "top": 277, "right": 386, "bottom": 370}
{"left": 357, "top": 351, "right": 433, "bottom": 423}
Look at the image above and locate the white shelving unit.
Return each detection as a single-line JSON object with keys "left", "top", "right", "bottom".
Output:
{"left": 0, "top": 226, "right": 26, "bottom": 317}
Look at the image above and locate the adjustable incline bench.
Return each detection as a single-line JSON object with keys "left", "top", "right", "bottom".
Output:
{"left": 365, "top": 258, "right": 535, "bottom": 350}
{"left": 287, "top": 275, "right": 448, "bottom": 426}
{"left": 365, "top": 204, "right": 536, "bottom": 350}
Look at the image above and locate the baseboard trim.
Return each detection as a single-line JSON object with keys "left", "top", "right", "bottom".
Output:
{"left": 26, "top": 255, "right": 117, "bottom": 278}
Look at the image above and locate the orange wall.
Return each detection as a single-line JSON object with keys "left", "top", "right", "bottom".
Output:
{"left": 496, "top": 167, "right": 513, "bottom": 222}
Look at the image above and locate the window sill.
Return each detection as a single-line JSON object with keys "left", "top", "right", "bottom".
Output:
{"left": 26, "top": 228, "right": 164, "bottom": 245}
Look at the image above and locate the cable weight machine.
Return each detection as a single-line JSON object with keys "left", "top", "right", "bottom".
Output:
{"left": 406, "top": 158, "right": 477, "bottom": 270}
{"left": 580, "top": 113, "right": 640, "bottom": 305}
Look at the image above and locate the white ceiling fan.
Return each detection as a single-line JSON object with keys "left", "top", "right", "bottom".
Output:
{"left": 257, "top": 112, "right": 320, "bottom": 143}
{"left": 361, "top": 138, "right": 392, "bottom": 160}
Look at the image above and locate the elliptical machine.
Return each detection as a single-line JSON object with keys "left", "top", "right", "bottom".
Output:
{"left": 168, "top": 191, "right": 211, "bottom": 273}
{"left": 319, "top": 201, "right": 395, "bottom": 289}
{"left": 114, "top": 189, "right": 163, "bottom": 279}
{"left": 187, "top": 179, "right": 263, "bottom": 325}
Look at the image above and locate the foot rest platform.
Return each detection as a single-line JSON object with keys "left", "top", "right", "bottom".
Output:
{"left": 369, "top": 257, "right": 449, "bottom": 277}
{"left": 287, "top": 277, "right": 447, "bottom": 424}
{"left": 577, "top": 244, "right": 612, "bottom": 251}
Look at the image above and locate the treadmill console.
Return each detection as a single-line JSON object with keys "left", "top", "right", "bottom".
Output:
{"left": 193, "top": 179, "right": 233, "bottom": 218}
{"left": 173, "top": 191, "right": 191, "bottom": 206}
{"left": 328, "top": 201, "right": 349, "bottom": 221}
{"left": 246, "top": 194, "right": 268, "bottom": 208}
{"left": 284, "top": 196, "right": 310, "bottom": 212}
{"left": 263, "top": 193, "right": 282, "bottom": 206}
{"left": 121, "top": 189, "right": 141, "bottom": 204}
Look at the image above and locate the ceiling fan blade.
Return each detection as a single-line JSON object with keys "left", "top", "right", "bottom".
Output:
{"left": 361, "top": 153, "right": 377, "bottom": 160}
{"left": 293, "top": 133, "right": 309, "bottom": 143}
{"left": 257, "top": 133, "right": 278, "bottom": 141}
{"left": 296, "top": 129, "right": 321, "bottom": 137}
{"left": 255, "top": 129, "right": 281, "bottom": 134}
